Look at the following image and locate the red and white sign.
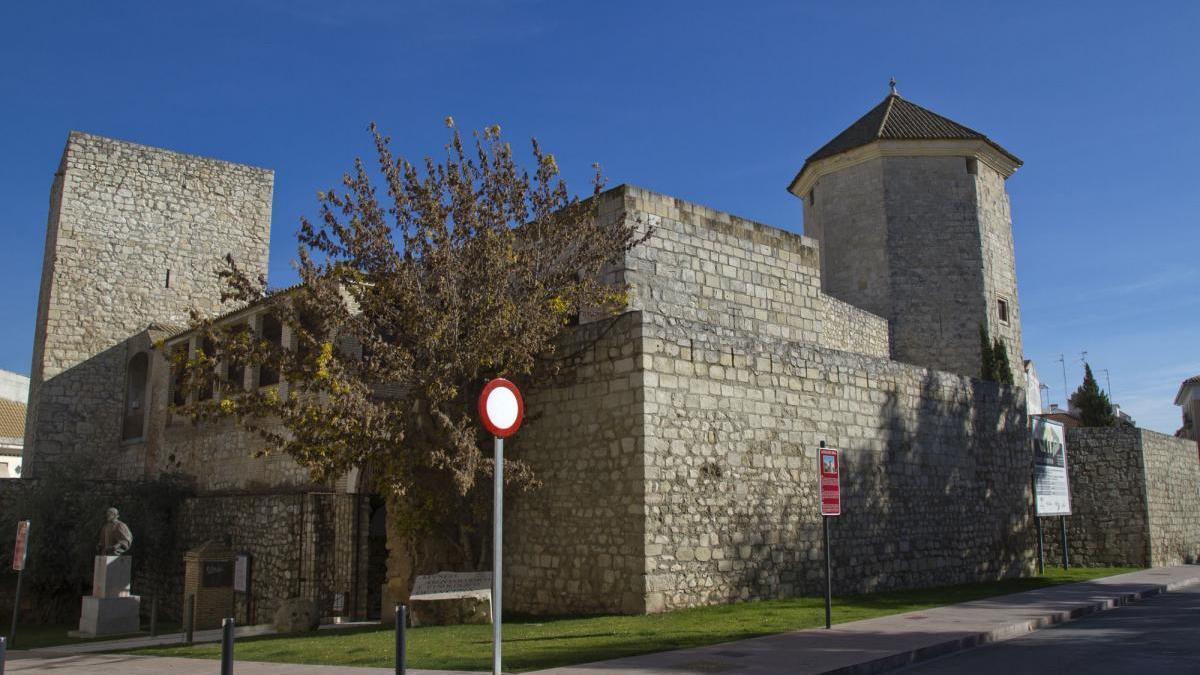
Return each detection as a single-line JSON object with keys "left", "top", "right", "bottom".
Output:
{"left": 12, "top": 520, "right": 30, "bottom": 571}
{"left": 819, "top": 448, "right": 841, "bottom": 516}
{"left": 478, "top": 378, "right": 524, "bottom": 438}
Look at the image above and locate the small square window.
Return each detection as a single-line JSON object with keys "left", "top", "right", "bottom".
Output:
{"left": 997, "top": 298, "right": 1010, "bottom": 324}
{"left": 966, "top": 157, "right": 979, "bottom": 175}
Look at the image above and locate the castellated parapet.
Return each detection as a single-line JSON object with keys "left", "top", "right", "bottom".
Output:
{"left": 24, "top": 132, "right": 273, "bottom": 477}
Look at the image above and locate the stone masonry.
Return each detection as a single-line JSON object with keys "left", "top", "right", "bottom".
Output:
{"left": 801, "top": 155, "right": 1023, "bottom": 383}
{"left": 25, "top": 132, "right": 273, "bottom": 478}
{"left": 1041, "top": 427, "right": 1200, "bottom": 568}
{"left": 505, "top": 185, "right": 1034, "bottom": 615}
{"left": 24, "top": 92, "right": 1200, "bottom": 623}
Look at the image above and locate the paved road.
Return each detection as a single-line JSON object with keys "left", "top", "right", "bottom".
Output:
{"left": 896, "top": 585, "right": 1200, "bottom": 674}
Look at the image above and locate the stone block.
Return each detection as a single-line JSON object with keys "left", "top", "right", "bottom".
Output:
{"left": 92, "top": 555, "right": 131, "bottom": 598}
{"left": 76, "top": 595, "right": 140, "bottom": 637}
{"left": 272, "top": 597, "right": 320, "bottom": 633}
{"left": 410, "top": 597, "right": 492, "bottom": 627}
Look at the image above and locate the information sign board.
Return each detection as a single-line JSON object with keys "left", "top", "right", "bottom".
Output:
{"left": 12, "top": 520, "right": 29, "bottom": 571}
{"left": 1033, "top": 418, "right": 1071, "bottom": 516}
{"left": 202, "top": 560, "right": 234, "bottom": 588}
{"left": 819, "top": 448, "right": 841, "bottom": 516}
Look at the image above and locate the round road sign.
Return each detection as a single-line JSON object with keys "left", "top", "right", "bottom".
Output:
{"left": 479, "top": 378, "right": 524, "bottom": 438}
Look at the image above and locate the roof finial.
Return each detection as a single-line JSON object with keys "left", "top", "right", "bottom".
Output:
{"left": 889, "top": 77, "right": 898, "bottom": 96}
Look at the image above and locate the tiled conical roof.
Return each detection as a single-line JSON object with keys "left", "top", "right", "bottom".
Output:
{"left": 796, "top": 94, "right": 1021, "bottom": 179}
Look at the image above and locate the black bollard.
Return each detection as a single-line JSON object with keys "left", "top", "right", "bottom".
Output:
{"left": 184, "top": 594, "right": 195, "bottom": 645}
{"left": 0, "top": 635, "right": 6, "bottom": 675}
{"left": 395, "top": 604, "right": 407, "bottom": 675}
{"left": 221, "top": 617, "right": 234, "bottom": 675}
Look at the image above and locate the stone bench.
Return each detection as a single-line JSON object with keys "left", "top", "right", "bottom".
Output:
{"left": 408, "top": 571, "right": 493, "bottom": 626}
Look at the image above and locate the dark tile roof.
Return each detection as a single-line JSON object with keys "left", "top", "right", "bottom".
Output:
{"left": 795, "top": 94, "right": 1021, "bottom": 183}
{"left": 1175, "top": 375, "right": 1200, "bottom": 406}
{"left": 0, "top": 399, "right": 25, "bottom": 441}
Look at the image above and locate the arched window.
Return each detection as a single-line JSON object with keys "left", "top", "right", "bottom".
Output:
{"left": 122, "top": 352, "right": 149, "bottom": 440}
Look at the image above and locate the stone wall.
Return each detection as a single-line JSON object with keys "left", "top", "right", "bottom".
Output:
{"left": 821, "top": 296, "right": 889, "bottom": 358}
{"left": 620, "top": 186, "right": 822, "bottom": 346}
{"left": 1042, "top": 427, "right": 1149, "bottom": 567}
{"left": 505, "top": 311, "right": 647, "bottom": 615}
{"left": 502, "top": 185, "right": 1034, "bottom": 615}
{"left": 26, "top": 132, "right": 273, "bottom": 477}
{"left": 170, "top": 491, "right": 371, "bottom": 623}
{"left": 158, "top": 415, "right": 311, "bottom": 492}
{"left": 623, "top": 184, "right": 1031, "bottom": 610}
{"left": 1041, "top": 427, "right": 1200, "bottom": 569}
{"left": 639, "top": 311, "right": 1032, "bottom": 610}
{"left": 1142, "top": 429, "right": 1200, "bottom": 566}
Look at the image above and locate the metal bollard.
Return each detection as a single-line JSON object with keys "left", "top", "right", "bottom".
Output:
{"left": 221, "top": 617, "right": 234, "bottom": 675}
{"left": 149, "top": 596, "right": 158, "bottom": 637}
{"left": 184, "top": 594, "right": 195, "bottom": 645}
{"left": 394, "top": 604, "right": 407, "bottom": 675}
{"left": 0, "top": 635, "right": 7, "bottom": 675}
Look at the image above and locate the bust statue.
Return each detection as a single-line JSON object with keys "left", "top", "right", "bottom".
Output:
{"left": 97, "top": 507, "right": 133, "bottom": 556}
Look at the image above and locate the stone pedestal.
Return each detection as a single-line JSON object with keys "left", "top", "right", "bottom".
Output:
{"left": 74, "top": 556, "right": 140, "bottom": 637}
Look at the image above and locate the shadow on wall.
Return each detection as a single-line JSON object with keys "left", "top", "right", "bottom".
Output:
{"left": 833, "top": 368, "right": 1033, "bottom": 595}
{"left": 25, "top": 341, "right": 132, "bottom": 481}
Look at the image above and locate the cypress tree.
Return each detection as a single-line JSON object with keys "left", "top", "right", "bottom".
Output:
{"left": 992, "top": 337, "right": 1013, "bottom": 385}
{"left": 1070, "top": 363, "right": 1116, "bottom": 426}
{"left": 979, "top": 324, "right": 996, "bottom": 381}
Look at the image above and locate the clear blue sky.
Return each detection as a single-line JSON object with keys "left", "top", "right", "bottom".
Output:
{"left": 1, "top": 1, "right": 1196, "bottom": 433}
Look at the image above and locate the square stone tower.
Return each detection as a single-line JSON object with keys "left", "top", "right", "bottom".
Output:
{"left": 25, "top": 132, "right": 273, "bottom": 477}
{"left": 789, "top": 89, "right": 1024, "bottom": 383}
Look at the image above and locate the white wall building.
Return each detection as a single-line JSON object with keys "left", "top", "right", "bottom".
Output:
{"left": 0, "top": 370, "right": 29, "bottom": 477}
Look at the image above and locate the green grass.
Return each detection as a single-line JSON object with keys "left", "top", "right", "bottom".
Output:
{"left": 4, "top": 621, "right": 181, "bottom": 650}
{"left": 127, "top": 567, "right": 1137, "bottom": 672}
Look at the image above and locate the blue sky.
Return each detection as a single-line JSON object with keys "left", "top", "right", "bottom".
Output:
{"left": 1, "top": 1, "right": 1196, "bottom": 433}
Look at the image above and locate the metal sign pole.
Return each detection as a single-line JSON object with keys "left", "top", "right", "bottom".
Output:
{"left": 493, "top": 435, "right": 503, "bottom": 675}
{"left": 1031, "top": 470, "right": 1045, "bottom": 575}
{"left": 820, "top": 440, "right": 832, "bottom": 630}
{"left": 8, "top": 520, "right": 29, "bottom": 650}
{"left": 823, "top": 515, "right": 831, "bottom": 629}
{"left": 1060, "top": 516, "right": 1069, "bottom": 570}
{"left": 8, "top": 567, "right": 22, "bottom": 649}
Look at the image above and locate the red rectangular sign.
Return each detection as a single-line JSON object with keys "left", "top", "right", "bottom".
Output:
{"left": 12, "top": 520, "right": 29, "bottom": 571}
{"left": 819, "top": 448, "right": 841, "bottom": 516}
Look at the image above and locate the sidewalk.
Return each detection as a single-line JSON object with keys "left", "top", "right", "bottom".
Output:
{"left": 533, "top": 565, "right": 1200, "bottom": 675}
{"left": 6, "top": 566, "right": 1197, "bottom": 674}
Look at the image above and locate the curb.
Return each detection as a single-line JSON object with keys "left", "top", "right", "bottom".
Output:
{"left": 822, "top": 577, "right": 1200, "bottom": 675}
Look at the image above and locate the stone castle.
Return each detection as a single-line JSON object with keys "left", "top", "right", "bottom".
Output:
{"left": 19, "top": 90, "right": 1198, "bottom": 622}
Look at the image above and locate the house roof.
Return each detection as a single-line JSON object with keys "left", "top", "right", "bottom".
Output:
{"left": 1176, "top": 375, "right": 1200, "bottom": 406}
{"left": 791, "top": 93, "right": 1022, "bottom": 190}
{"left": 0, "top": 398, "right": 26, "bottom": 443}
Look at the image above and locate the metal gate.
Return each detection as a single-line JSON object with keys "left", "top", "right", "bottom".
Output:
{"left": 296, "top": 492, "right": 370, "bottom": 619}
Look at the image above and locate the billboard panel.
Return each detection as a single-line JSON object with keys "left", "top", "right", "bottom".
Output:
{"left": 1033, "top": 418, "right": 1071, "bottom": 516}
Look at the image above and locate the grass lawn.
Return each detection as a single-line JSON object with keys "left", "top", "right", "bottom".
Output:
{"left": 5, "top": 621, "right": 181, "bottom": 650}
{"left": 128, "top": 567, "right": 1137, "bottom": 672}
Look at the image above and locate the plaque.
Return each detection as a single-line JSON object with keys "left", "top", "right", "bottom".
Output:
{"left": 202, "top": 560, "right": 234, "bottom": 588}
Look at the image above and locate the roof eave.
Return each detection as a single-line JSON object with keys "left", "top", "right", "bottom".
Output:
{"left": 788, "top": 138, "right": 1022, "bottom": 201}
